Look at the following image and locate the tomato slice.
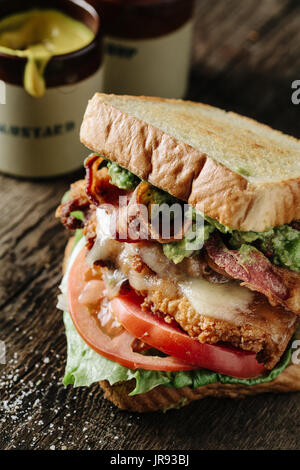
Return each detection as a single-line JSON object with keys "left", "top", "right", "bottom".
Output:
{"left": 111, "top": 293, "right": 265, "bottom": 379}
{"left": 68, "top": 247, "right": 197, "bottom": 371}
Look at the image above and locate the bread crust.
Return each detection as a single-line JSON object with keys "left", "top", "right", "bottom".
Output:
{"left": 63, "top": 237, "right": 300, "bottom": 412}
{"left": 80, "top": 93, "right": 300, "bottom": 231}
{"left": 99, "top": 358, "right": 300, "bottom": 412}
{"left": 100, "top": 363, "right": 300, "bottom": 414}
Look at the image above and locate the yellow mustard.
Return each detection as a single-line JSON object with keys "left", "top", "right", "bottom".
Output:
{"left": 0, "top": 9, "right": 95, "bottom": 98}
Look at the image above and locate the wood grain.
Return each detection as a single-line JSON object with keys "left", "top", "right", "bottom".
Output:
{"left": 0, "top": 0, "right": 299, "bottom": 450}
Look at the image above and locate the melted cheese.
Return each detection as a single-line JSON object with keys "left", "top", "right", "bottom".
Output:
{"left": 179, "top": 277, "right": 254, "bottom": 323}
{"left": 86, "top": 208, "right": 118, "bottom": 267}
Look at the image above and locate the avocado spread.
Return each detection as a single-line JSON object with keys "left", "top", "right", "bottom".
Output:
{"left": 107, "top": 161, "right": 140, "bottom": 190}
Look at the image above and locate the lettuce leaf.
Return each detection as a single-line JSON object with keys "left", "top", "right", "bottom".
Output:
{"left": 63, "top": 312, "right": 136, "bottom": 387}
{"left": 70, "top": 211, "right": 84, "bottom": 222}
{"left": 63, "top": 312, "right": 292, "bottom": 396}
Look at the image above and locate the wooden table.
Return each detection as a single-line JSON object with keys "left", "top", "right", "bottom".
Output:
{"left": 0, "top": 0, "right": 299, "bottom": 450}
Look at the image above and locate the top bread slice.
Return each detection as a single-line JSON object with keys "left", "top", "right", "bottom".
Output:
{"left": 80, "top": 93, "right": 300, "bottom": 232}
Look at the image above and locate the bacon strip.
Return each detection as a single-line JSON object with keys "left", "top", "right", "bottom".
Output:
{"left": 85, "top": 172, "right": 191, "bottom": 244}
{"left": 205, "top": 233, "right": 289, "bottom": 302}
{"left": 291, "top": 221, "right": 300, "bottom": 231}
{"left": 85, "top": 154, "right": 104, "bottom": 206}
{"left": 55, "top": 179, "right": 90, "bottom": 230}
{"left": 85, "top": 154, "right": 128, "bottom": 207}
{"left": 57, "top": 198, "right": 88, "bottom": 230}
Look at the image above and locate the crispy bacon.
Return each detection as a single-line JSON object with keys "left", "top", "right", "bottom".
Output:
{"left": 87, "top": 179, "right": 191, "bottom": 244}
{"left": 83, "top": 156, "right": 146, "bottom": 243}
{"left": 81, "top": 160, "right": 191, "bottom": 244}
{"left": 57, "top": 198, "right": 87, "bottom": 230}
{"left": 85, "top": 154, "right": 128, "bottom": 207}
{"left": 114, "top": 181, "right": 191, "bottom": 243}
{"left": 291, "top": 221, "right": 300, "bottom": 231}
{"left": 205, "top": 233, "right": 289, "bottom": 301}
{"left": 55, "top": 180, "right": 90, "bottom": 230}
{"left": 135, "top": 182, "right": 192, "bottom": 243}
{"left": 85, "top": 154, "right": 105, "bottom": 206}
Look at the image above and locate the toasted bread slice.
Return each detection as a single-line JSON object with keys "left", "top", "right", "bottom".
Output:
{"left": 63, "top": 237, "right": 300, "bottom": 412}
{"left": 80, "top": 93, "right": 300, "bottom": 232}
{"left": 100, "top": 362, "right": 300, "bottom": 412}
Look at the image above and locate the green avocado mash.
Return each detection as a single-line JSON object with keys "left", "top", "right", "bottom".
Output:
{"left": 205, "top": 214, "right": 300, "bottom": 272}
{"left": 107, "top": 161, "right": 140, "bottom": 190}
{"left": 229, "top": 224, "right": 300, "bottom": 273}
{"left": 163, "top": 209, "right": 215, "bottom": 264}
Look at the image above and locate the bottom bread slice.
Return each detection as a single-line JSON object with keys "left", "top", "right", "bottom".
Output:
{"left": 99, "top": 361, "right": 300, "bottom": 412}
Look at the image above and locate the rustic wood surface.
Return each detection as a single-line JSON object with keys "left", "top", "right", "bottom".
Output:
{"left": 0, "top": 0, "right": 300, "bottom": 450}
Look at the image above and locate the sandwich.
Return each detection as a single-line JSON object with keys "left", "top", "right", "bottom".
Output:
{"left": 56, "top": 93, "right": 300, "bottom": 412}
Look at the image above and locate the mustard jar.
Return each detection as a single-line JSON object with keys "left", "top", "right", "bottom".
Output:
{"left": 0, "top": 0, "right": 103, "bottom": 178}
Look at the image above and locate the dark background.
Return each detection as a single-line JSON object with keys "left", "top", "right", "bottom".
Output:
{"left": 0, "top": 0, "right": 299, "bottom": 450}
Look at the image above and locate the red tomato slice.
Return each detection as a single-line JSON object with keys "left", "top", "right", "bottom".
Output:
{"left": 112, "top": 292, "right": 265, "bottom": 379}
{"left": 68, "top": 247, "right": 197, "bottom": 371}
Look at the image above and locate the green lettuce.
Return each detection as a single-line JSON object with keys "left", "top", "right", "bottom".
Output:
{"left": 61, "top": 190, "right": 71, "bottom": 203}
{"left": 73, "top": 228, "right": 84, "bottom": 245}
{"left": 70, "top": 211, "right": 84, "bottom": 222}
{"left": 63, "top": 312, "right": 136, "bottom": 388}
{"left": 63, "top": 311, "right": 292, "bottom": 396}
